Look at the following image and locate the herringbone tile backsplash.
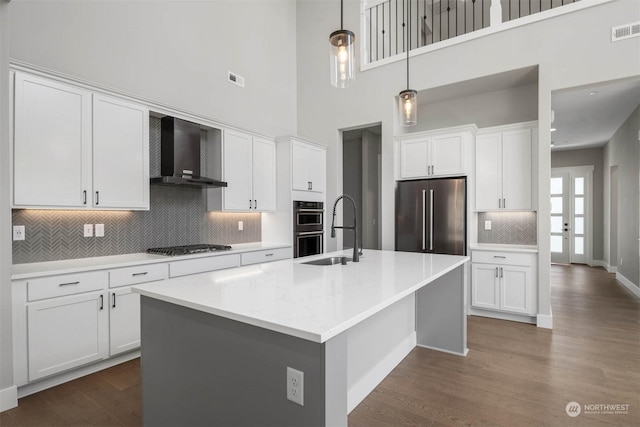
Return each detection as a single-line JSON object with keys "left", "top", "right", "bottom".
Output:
{"left": 12, "top": 117, "right": 261, "bottom": 264}
{"left": 477, "top": 212, "right": 537, "bottom": 245}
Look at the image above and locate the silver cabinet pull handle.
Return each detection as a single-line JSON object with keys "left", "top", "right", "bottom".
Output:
{"left": 254, "top": 199, "right": 257, "bottom": 210}
{"left": 112, "top": 293, "right": 116, "bottom": 308}
{"left": 59, "top": 281, "right": 80, "bottom": 287}
{"left": 495, "top": 267, "right": 499, "bottom": 278}
{"left": 421, "top": 190, "right": 426, "bottom": 251}
{"left": 500, "top": 267, "right": 503, "bottom": 278}
{"left": 429, "top": 189, "right": 434, "bottom": 251}
{"left": 503, "top": 198, "right": 506, "bottom": 209}
{"left": 99, "top": 294, "right": 104, "bottom": 310}
{"left": 249, "top": 200, "right": 252, "bottom": 209}
{"left": 132, "top": 272, "right": 148, "bottom": 276}
{"left": 493, "top": 256, "right": 506, "bottom": 259}
{"left": 95, "top": 191, "right": 100, "bottom": 205}
{"left": 83, "top": 191, "right": 87, "bottom": 205}
{"left": 265, "top": 253, "right": 274, "bottom": 257}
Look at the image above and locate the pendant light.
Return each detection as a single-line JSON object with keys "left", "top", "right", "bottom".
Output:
{"left": 399, "top": 1, "right": 417, "bottom": 127}
{"left": 330, "top": 0, "right": 355, "bottom": 88}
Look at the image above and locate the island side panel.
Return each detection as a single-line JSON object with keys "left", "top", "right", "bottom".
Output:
{"left": 415, "top": 265, "right": 468, "bottom": 356}
{"left": 140, "top": 296, "right": 345, "bottom": 427}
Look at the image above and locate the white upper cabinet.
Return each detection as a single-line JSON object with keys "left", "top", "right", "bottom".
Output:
{"left": 209, "top": 129, "right": 276, "bottom": 212}
{"left": 13, "top": 72, "right": 92, "bottom": 208}
{"left": 291, "top": 140, "right": 326, "bottom": 193}
{"left": 475, "top": 123, "right": 534, "bottom": 211}
{"left": 92, "top": 94, "right": 149, "bottom": 209}
{"left": 396, "top": 126, "right": 473, "bottom": 180}
{"left": 12, "top": 72, "right": 150, "bottom": 210}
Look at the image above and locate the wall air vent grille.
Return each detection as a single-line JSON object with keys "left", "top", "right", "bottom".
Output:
{"left": 611, "top": 22, "right": 640, "bottom": 42}
{"left": 228, "top": 71, "right": 245, "bottom": 88}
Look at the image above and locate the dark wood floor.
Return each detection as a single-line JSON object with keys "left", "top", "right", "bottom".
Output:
{"left": 2, "top": 264, "right": 639, "bottom": 426}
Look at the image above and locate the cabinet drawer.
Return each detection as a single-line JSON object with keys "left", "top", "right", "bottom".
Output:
{"left": 27, "top": 271, "right": 108, "bottom": 302}
{"left": 471, "top": 251, "right": 535, "bottom": 267}
{"left": 109, "top": 263, "right": 168, "bottom": 288}
{"left": 241, "top": 248, "right": 291, "bottom": 266}
{"left": 169, "top": 254, "right": 240, "bottom": 278}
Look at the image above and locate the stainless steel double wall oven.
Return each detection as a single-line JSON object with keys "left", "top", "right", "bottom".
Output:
{"left": 293, "top": 201, "right": 324, "bottom": 258}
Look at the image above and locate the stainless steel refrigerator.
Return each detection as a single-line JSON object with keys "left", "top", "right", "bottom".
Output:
{"left": 395, "top": 177, "right": 466, "bottom": 256}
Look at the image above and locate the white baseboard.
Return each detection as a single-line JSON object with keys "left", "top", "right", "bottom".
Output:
{"left": 417, "top": 343, "right": 469, "bottom": 357}
{"left": 590, "top": 260, "right": 617, "bottom": 273}
{"left": 616, "top": 272, "right": 640, "bottom": 299}
{"left": 0, "top": 385, "right": 18, "bottom": 412}
{"left": 537, "top": 311, "right": 553, "bottom": 329}
{"left": 469, "top": 308, "right": 536, "bottom": 325}
{"left": 347, "top": 332, "right": 416, "bottom": 414}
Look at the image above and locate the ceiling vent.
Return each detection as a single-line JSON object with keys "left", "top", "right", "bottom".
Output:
{"left": 611, "top": 22, "right": 640, "bottom": 42}
{"left": 228, "top": 71, "right": 245, "bottom": 88}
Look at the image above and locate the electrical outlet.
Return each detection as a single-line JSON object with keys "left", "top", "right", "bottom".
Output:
{"left": 84, "top": 224, "right": 93, "bottom": 237}
{"left": 95, "top": 224, "right": 105, "bottom": 237}
{"left": 286, "top": 367, "right": 304, "bottom": 406}
{"left": 13, "top": 225, "right": 25, "bottom": 241}
{"left": 484, "top": 220, "right": 492, "bottom": 231}
{"left": 620, "top": 258, "right": 623, "bottom": 266}
{"left": 238, "top": 221, "right": 243, "bottom": 231}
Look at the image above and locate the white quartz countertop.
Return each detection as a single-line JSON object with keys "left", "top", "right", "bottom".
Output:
{"left": 11, "top": 242, "right": 291, "bottom": 280}
{"left": 133, "top": 250, "right": 469, "bottom": 343}
{"left": 470, "top": 244, "right": 538, "bottom": 253}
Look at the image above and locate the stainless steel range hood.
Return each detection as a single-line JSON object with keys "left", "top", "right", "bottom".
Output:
{"left": 150, "top": 117, "right": 227, "bottom": 189}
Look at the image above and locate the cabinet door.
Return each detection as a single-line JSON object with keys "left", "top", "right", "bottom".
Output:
{"left": 93, "top": 94, "right": 149, "bottom": 209}
{"left": 291, "top": 140, "right": 310, "bottom": 191}
{"left": 475, "top": 133, "right": 502, "bottom": 210}
{"left": 399, "top": 137, "right": 429, "bottom": 179}
{"left": 27, "top": 292, "right": 107, "bottom": 381}
{"left": 252, "top": 137, "right": 276, "bottom": 211}
{"left": 500, "top": 266, "right": 533, "bottom": 315}
{"left": 501, "top": 128, "right": 532, "bottom": 210}
{"left": 431, "top": 134, "right": 464, "bottom": 176}
{"left": 471, "top": 264, "right": 500, "bottom": 310}
{"left": 307, "top": 144, "right": 326, "bottom": 193}
{"left": 13, "top": 73, "right": 91, "bottom": 208}
{"left": 223, "top": 130, "right": 253, "bottom": 210}
{"left": 109, "top": 287, "right": 141, "bottom": 355}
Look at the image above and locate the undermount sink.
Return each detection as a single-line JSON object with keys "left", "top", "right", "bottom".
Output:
{"left": 302, "top": 256, "right": 352, "bottom": 266}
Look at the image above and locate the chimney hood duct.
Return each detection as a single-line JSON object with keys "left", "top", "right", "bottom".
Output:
{"left": 150, "top": 117, "right": 227, "bottom": 189}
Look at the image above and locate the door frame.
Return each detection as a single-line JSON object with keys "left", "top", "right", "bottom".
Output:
{"left": 551, "top": 165, "right": 594, "bottom": 265}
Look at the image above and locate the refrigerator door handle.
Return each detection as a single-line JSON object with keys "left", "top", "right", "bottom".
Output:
{"left": 429, "top": 189, "right": 434, "bottom": 251}
{"left": 422, "top": 190, "right": 426, "bottom": 250}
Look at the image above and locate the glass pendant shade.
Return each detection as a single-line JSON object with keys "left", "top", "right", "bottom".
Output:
{"left": 399, "top": 89, "right": 417, "bottom": 127}
{"left": 330, "top": 29, "right": 355, "bottom": 88}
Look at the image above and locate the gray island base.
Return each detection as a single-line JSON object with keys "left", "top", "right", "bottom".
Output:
{"left": 135, "top": 250, "right": 468, "bottom": 426}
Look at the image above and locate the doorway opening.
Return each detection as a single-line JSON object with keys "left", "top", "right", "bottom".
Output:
{"left": 342, "top": 125, "right": 382, "bottom": 250}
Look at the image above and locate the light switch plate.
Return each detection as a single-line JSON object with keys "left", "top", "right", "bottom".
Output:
{"left": 84, "top": 224, "right": 93, "bottom": 237}
{"left": 95, "top": 224, "right": 105, "bottom": 237}
{"left": 238, "top": 221, "right": 243, "bottom": 231}
{"left": 484, "top": 221, "right": 492, "bottom": 231}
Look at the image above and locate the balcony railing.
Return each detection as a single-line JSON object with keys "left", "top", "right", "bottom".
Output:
{"left": 363, "top": 0, "right": 581, "bottom": 65}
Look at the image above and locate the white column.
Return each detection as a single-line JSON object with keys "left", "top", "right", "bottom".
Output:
{"left": 490, "top": 0, "right": 503, "bottom": 27}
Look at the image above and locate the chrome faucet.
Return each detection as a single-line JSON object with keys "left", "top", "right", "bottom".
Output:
{"left": 330, "top": 195, "right": 360, "bottom": 262}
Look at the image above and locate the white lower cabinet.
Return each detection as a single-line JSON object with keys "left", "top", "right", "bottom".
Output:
{"left": 471, "top": 250, "right": 537, "bottom": 318}
{"left": 27, "top": 291, "right": 108, "bottom": 381}
{"left": 109, "top": 287, "right": 140, "bottom": 355}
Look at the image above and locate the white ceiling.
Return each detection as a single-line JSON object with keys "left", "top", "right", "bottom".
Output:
{"left": 551, "top": 78, "right": 640, "bottom": 151}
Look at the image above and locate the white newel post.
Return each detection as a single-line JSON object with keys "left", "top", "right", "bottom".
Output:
{"left": 490, "top": 0, "right": 503, "bottom": 27}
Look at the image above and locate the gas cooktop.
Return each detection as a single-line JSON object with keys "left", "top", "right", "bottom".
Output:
{"left": 147, "top": 244, "right": 232, "bottom": 256}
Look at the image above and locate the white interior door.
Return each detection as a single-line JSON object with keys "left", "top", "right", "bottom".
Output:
{"left": 550, "top": 172, "right": 570, "bottom": 263}
{"left": 551, "top": 167, "right": 593, "bottom": 264}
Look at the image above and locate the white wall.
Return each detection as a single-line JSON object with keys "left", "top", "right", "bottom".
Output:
{"left": 1, "top": 0, "right": 15, "bottom": 411}
{"left": 8, "top": 0, "right": 298, "bottom": 137}
{"left": 604, "top": 105, "right": 640, "bottom": 286}
{"left": 296, "top": 0, "right": 640, "bottom": 319}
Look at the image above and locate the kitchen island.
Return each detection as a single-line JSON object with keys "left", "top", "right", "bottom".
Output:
{"left": 133, "top": 249, "right": 469, "bottom": 427}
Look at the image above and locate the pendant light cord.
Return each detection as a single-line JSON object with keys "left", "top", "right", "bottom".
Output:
{"left": 406, "top": 0, "right": 410, "bottom": 90}
{"left": 341, "top": 0, "right": 344, "bottom": 30}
